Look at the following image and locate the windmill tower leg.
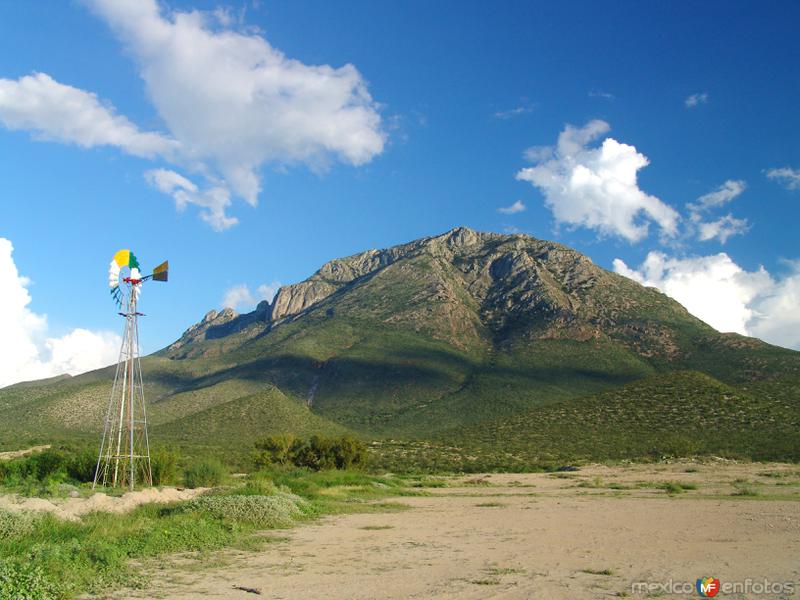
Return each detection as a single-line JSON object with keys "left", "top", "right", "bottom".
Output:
{"left": 93, "top": 293, "right": 152, "bottom": 490}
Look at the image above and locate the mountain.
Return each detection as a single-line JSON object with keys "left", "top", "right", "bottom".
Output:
{"left": 1, "top": 227, "right": 798, "bottom": 464}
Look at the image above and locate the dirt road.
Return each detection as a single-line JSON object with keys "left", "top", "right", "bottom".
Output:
{"left": 105, "top": 462, "right": 800, "bottom": 599}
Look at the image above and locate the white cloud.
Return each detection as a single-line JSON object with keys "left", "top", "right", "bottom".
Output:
{"left": 498, "top": 200, "right": 526, "bottom": 215}
{"left": 144, "top": 168, "right": 236, "bottom": 231}
{"left": 696, "top": 214, "right": 750, "bottom": 244}
{"left": 686, "top": 180, "right": 749, "bottom": 244}
{"left": 689, "top": 179, "right": 746, "bottom": 212}
{"left": 522, "top": 145, "right": 553, "bottom": 163}
{"left": 0, "top": 238, "right": 121, "bottom": 388}
{"left": 84, "top": 0, "right": 385, "bottom": 221}
{"left": 0, "top": 72, "right": 177, "bottom": 158}
{"left": 0, "top": 2, "right": 385, "bottom": 230}
{"left": 516, "top": 120, "right": 679, "bottom": 242}
{"left": 222, "top": 281, "right": 281, "bottom": 311}
{"left": 766, "top": 167, "right": 800, "bottom": 190}
{"left": 614, "top": 251, "right": 800, "bottom": 349}
{"left": 588, "top": 90, "right": 614, "bottom": 100}
{"left": 747, "top": 261, "right": 800, "bottom": 349}
{"left": 685, "top": 92, "right": 709, "bottom": 108}
{"left": 493, "top": 105, "right": 534, "bottom": 120}
{"left": 256, "top": 282, "right": 281, "bottom": 304}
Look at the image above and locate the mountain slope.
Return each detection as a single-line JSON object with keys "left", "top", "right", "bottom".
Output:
{"left": 1, "top": 227, "right": 797, "bottom": 463}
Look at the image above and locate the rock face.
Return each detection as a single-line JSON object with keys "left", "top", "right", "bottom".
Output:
{"left": 168, "top": 304, "right": 271, "bottom": 352}
{"left": 168, "top": 226, "right": 705, "bottom": 358}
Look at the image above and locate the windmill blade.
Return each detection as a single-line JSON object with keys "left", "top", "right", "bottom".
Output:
{"left": 150, "top": 260, "right": 169, "bottom": 282}
{"left": 110, "top": 286, "right": 123, "bottom": 308}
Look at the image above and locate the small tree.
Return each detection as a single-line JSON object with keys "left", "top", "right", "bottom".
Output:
{"left": 253, "top": 434, "right": 297, "bottom": 467}
{"left": 253, "top": 435, "right": 368, "bottom": 471}
{"left": 333, "top": 436, "right": 367, "bottom": 469}
{"left": 150, "top": 447, "right": 180, "bottom": 486}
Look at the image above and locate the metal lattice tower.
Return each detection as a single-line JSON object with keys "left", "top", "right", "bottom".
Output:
{"left": 94, "top": 250, "right": 167, "bottom": 489}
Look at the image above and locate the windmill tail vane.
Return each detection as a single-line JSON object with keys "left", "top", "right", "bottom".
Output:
{"left": 94, "top": 249, "right": 168, "bottom": 490}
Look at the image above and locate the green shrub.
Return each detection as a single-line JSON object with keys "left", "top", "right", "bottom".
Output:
{"left": 238, "top": 472, "right": 280, "bottom": 496}
{"left": 0, "top": 509, "right": 36, "bottom": 539}
{"left": 180, "top": 493, "right": 311, "bottom": 528}
{"left": 183, "top": 459, "right": 227, "bottom": 488}
{"left": 332, "top": 436, "right": 368, "bottom": 469}
{"left": 253, "top": 434, "right": 296, "bottom": 467}
{"left": 66, "top": 447, "right": 98, "bottom": 483}
{"left": 252, "top": 435, "right": 367, "bottom": 471}
{"left": 0, "top": 445, "right": 98, "bottom": 487}
{"left": 0, "top": 559, "right": 59, "bottom": 600}
{"left": 150, "top": 447, "right": 180, "bottom": 486}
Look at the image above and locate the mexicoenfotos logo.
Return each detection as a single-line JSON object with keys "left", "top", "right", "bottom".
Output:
{"left": 696, "top": 577, "right": 720, "bottom": 597}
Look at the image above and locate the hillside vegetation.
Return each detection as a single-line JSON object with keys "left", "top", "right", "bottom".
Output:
{"left": 1, "top": 227, "right": 797, "bottom": 467}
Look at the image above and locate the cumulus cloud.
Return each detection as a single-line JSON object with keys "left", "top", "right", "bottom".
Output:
{"left": 695, "top": 214, "right": 750, "bottom": 243}
{"left": 0, "top": 72, "right": 177, "bottom": 158}
{"left": 144, "top": 168, "right": 236, "bottom": 231}
{"left": 522, "top": 145, "right": 553, "bottom": 163}
{"left": 222, "top": 281, "right": 281, "bottom": 311}
{"left": 0, "top": 238, "right": 121, "bottom": 388}
{"left": 0, "top": 1, "right": 385, "bottom": 230}
{"left": 516, "top": 120, "right": 679, "bottom": 242}
{"left": 614, "top": 251, "right": 800, "bottom": 349}
{"left": 747, "top": 261, "right": 800, "bottom": 349}
{"left": 85, "top": 0, "right": 385, "bottom": 218}
{"left": 686, "top": 180, "right": 749, "bottom": 244}
{"left": 685, "top": 92, "right": 709, "bottom": 108}
{"left": 766, "top": 167, "right": 800, "bottom": 190}
{"left": 498, "top": 200, "right": 526, "bottom": 215}
{"left": 689, "top": 180, "right": 746, "bottom": 212}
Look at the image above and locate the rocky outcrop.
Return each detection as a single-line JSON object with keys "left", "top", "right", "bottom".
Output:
{"left": 167, "top": 303, "right": 271, "bottom": 352}
{"left": 165, "top": 226, "right": 708, "bottom": 358}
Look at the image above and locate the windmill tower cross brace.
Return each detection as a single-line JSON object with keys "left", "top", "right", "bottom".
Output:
{"left": 93, "top": 250, "right": 168, "bottom": 490}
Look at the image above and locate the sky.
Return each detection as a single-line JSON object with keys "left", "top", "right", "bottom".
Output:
{"left": 1, "top": 0, "right": 798, "bottom": 387}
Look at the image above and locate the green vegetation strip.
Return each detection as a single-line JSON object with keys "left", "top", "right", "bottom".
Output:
{"left": 0, "top": 467, "right": 412, "bottom": 600}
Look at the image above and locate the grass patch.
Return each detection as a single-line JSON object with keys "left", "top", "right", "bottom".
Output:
{"left": 731, "top": 485, "right": 759, "bottom": 497}
{"left": 475, "top": 501, "right": 505, "bottom": 507}
{"left": 360, "top": 525, "right": 394, "bottom": 530}
{"left": 607, "top": 482, "right": 631, "bottom": 490}
{"left": 0, "top": 469, "right": 410, "bottom": 599}
{"left": 486, "top": 567, "right": 525, "bottom": 576}
{"left": 659, "top": 481, "right": 697, "bottom": 494}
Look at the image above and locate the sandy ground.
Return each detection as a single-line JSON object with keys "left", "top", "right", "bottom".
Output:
{"left": 99, "top": 461, "right": 800, "bottom": 600}
{"left": 0, "top": 444, "right": 50, "bottom": 460}
{"left": 0, "top": 487, "right": 205, "bottom": 521}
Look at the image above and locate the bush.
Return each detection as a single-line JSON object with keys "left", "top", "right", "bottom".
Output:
{"left": 0, "top": 509, "right": 36, "bottom": 539}
{"left": 183, "top": 459, "right": 227, "bottom": 488}
{"left": 0, "top": 559, "right": 59, "bottom": 600}
{"left": 0, "top": 445, "right": 98, "bottom": 487}
{"left": 66, "top": 447, "right": 98, "bottom": 483}
{"left": 180, "top": 493, "right": 310, "bottom": 529}
{"left": 253, "top": 434, "right": 296, "bottom": 466}
{"left": 150, "top": 447, "right": 180, "bottom": 486}
{"left": 252, "top": 435, "right": 367, "bottom": 471}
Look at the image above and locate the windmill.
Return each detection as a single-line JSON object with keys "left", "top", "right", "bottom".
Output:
{"left": 93, "top": 250, "right": 168, "bottom": 489}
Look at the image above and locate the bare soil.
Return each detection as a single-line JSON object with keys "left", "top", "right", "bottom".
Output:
{"left": 0, "top": 486, "right": 204, "bottom": 521}
{"left": 101, "top": 461, "right": 800, "bottom": 599}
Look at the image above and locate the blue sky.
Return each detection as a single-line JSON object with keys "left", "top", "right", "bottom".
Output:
{"left": 1, "top": 0, "right": 798, "bottom": 386}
